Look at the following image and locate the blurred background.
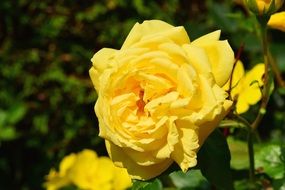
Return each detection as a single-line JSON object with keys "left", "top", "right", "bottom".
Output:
{"left": 0, "top": 0, "right": 285, "bottom": 189}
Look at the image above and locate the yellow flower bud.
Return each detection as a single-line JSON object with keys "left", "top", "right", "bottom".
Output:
{"left": 268, "top": 11, "right": 285, "bottom": 31}
{"left": 246, "top": 0, "right": 284, "bottom": 15}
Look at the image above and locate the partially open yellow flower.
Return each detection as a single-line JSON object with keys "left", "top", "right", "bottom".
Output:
{"left": 44, "top": 149, "right": 132, "bottom": 190}
{"left": 236, "top": 64, "right": 265, "bottom": 114}
{"left": 44, "top": 153, "right": 76, "bottom": 190}
{"left": 223, "top": 62, "right": 265, "bottom": 114}
{"left": 268, "top": 11, "right": 285, "bottom": 31}
{"left": 90, "top": 20, "right": 234, "bottom": 180}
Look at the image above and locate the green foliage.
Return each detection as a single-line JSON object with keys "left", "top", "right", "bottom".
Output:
{"left": 169, "top": 170, "right": 210, "bottom": 189}
{"left": 197, "top": 129, "right": 234, "bottom": 190}
{"left": 0, "top": 103, "right": 27, "bottom": 140}
{"left": 132, "top": 179, "right": 163, "bottom": 190}
{"left": 227, "top": 137, "right": 249, "bottom": 170}
{"left": 255, "top": 144, "right": 285, "bottom": 179}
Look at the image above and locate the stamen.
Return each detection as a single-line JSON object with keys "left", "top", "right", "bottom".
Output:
{"left": 136, "top": 90, "right": 146, "bottom": 114}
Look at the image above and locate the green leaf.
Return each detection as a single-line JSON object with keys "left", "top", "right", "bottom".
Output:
{"left": 169, "top": 169, "right": 210, "bottom": 189}
{"left": 6, "top": 103, "right": 27, "bottom": 125}
{"left": 234, "top": 179, "right": 250, "bottom": 190}
{"left": 33, "top": 115, "right": 48, "bottom": 134}
{"left": 255, "top": 144, "right": 285, "bottom": 179}
{"left": 0, "top": 110, "right": 7, "bottom": 127}
{"left": 197, "top": 129, "right": 234, "bottom": 190}
{"left": 227, "top": 137, "right": 249, "bottom": 170}
{"left": 273, "top": 178, "right": 285, "bottom": 189}
{"left": 131, "top": 179, "right": 162, "bottom": 190}
{"left": 234, "top": 179, "right": 262, "bottom": 190}
{"left": 0, "top": 126, "right": 17, "bottom": 140}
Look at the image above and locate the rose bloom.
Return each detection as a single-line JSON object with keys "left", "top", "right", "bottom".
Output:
{"left": 90, "top": 20, "right": 234, "bottom": 180}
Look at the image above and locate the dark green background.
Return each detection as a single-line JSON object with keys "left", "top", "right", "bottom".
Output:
{"left": 1, "top": 0, "right": 285, "bottom": 189}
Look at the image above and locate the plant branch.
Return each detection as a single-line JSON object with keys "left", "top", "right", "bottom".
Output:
{"left": 251, "top": 19, "right": 271, "bottom": 130}
{"left": 268, "top": 52, "right": 285, "bottom": 88}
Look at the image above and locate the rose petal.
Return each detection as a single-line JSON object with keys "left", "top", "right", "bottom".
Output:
{"left": 222, "top": 60, "right": 245, "bottom": 98}
{"left": 90, "top": 49, "right": 117, "bottom": 88}
{"left": 141, "top": 26, "right": 190, "bottom": 45}
{"left": 106, "top": 140, "right": 173, "bottom": 180}
{"left": 89, "top": 67, "right": 100, "bottom": 91}
{"left": 182, "top": 44, "right": 212, "bottom": 79}
{"left": 171, "top": 124, "right": 199, "bottom": 172}
{"left": 177, "top": 64, "right": 197, "bottom": 98}
{"left": 122, "top": 20, "right": 190, "bottom": 49}
{"left": 191, "top": 30, "right": 221, "bottom": 44}
{"left": 159, "top": 43, "right": 189, "bottom": 65}
{"left": 191, "top": 31, "right": 234, "bottom": 87}
{"left": 123, "top": 147, "right": 165, "bottom": 166}
{"left": 198, "top": 99, "right": 232, "bottom": 146}
{"left": 122, "top": 20, "right": 174, "bottom": 49}
{"left": 204, "top": 41, "right": 234, "bottom": 86}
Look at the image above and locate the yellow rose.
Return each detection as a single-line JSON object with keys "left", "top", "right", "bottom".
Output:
{"left": 90, "top": 20, "right": 234, "bottom": 180}
{"left": 246, "top": 0, "right": 284, "bottom": 15}
{"left": 268, "top": 11, "right": 285, "bottom": 31}
{"left": 223, "top": 62, "right": 265, "bottom": 114}
{"left": 44, "top": 149, "right": 132, "bottom": 190}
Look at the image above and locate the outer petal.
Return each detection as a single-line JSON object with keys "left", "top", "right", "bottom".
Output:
{"left": 222, "top": 60, "right": 245, "bottom": 98}
{"left": 90, "top": 48, "right": 117, "bottom": 90}
{"left": 171, "top": 123, "right": 199, "bottom": 172}
{"left": 91, "top": 48, "right": 117, "bottom": 72}
{"left": 268, "top": 12, "right": 285, "bottom": 32}
{"left": 182, "top": 44, "right": 212, "bottom": 80}
{"left": 191, "top": 30, "right": 221, "bottom": 44}
{"left": 89, "top": 68, "right": 100, "bottom": 91}
{"left": 198, "top": 99, "right": 232, "bottom": 146}
{"left": 124, "top": 150, "right": 163, "bottom": 166}
{"left": 106, "top": 140, "right": 173, "bottom": 180}
{"left": 122, "top": 20, "right": 190, "bottom": 49}
{"left": 192, "top": 32, "right": 234, "bottom": 87}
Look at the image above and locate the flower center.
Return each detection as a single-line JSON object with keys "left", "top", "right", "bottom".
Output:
{"left": 136, "top": 90, "right": 146, "bottom": 115}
